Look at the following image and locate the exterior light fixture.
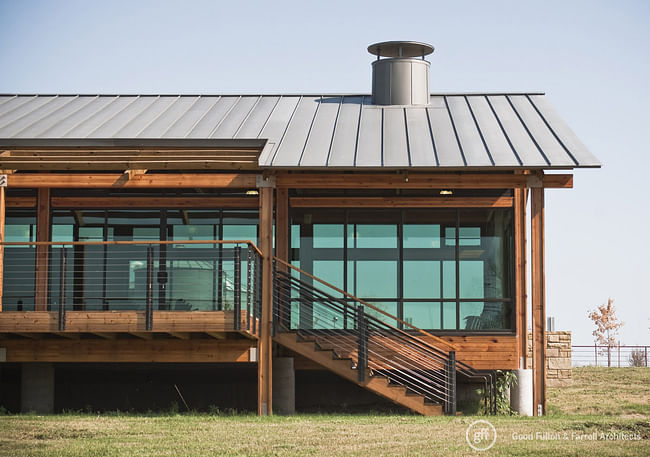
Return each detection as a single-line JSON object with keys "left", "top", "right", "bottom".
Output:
{"left": 440, "top": 190, "right": 453, "bottom": 195}
{"left": 246, "top": 190, "right": 259, "bottom": 195}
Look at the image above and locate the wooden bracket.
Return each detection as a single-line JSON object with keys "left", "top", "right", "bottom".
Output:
{"left": 125, "top": 169, "right": 148, "bottom": 180}
{"left": 256, "top": 175, "right": 276, "bottom": 188}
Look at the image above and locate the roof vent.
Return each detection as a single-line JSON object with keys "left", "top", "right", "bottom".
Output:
{"left": 368, "top": 41, "right": 434, "bottom": 106}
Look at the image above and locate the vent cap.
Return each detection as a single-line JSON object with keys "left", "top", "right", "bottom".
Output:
{"left": 368, "top": 41, "right": 434, "bottom": 106}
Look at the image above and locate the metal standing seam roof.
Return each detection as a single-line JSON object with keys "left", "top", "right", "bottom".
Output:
{"left": 0, "top": 94, "right": 600, "bottom": 169}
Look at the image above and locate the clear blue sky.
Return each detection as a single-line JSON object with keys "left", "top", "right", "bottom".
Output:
{"left": 1, "top": 0, "right": 648, "bottom": 345}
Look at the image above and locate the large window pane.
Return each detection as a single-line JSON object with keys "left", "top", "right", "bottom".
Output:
{"left": 404, "top": 302, "right": 441, "bottom": 329}
{"left": 461, "top": 302, "right": 511, "bottom": 330}
{"left": 313, "top": 224, "right": 344, "bottom": 248}
{"left": 403, "top": 261, "right": 440, "bottom": 298}
{"left": 353, "top": 261, "right": 397, "bottom": 298}
{"left": 403, "top": 224, "right": 440, "bottom": 249}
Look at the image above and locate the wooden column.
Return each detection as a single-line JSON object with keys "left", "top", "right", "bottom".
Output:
{"left": 257, "top": 184, "right": 274, "bottom": 415}
{"left": 35, "top": 188, "right": 51, "bottom": 310}
{"left": 0, "top": 185, "right": 5, "bottom": 311}
{"left": 275, "top": 188, "right": 289, "bottom": 265}
{"left": 531, "top": 187, "right": 546, "bottom": 415}
{"left": 514, "top": 187, "right": 528, "bottom": 368}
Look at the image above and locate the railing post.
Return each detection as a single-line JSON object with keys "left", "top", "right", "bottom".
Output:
{"left": 645, "top": 346, "right": 648, "bottom": 367}
{"left": 234, "top": 246, "right": 241, "bottom": 331}
{"left": 595, "top": 344, "right": 597, "bottom": 366}
{"left": 246, "top": 247, "right": 252, "bottom": 331}
{"left": 357, "top": 305, "right": 367, "bottom": 382}
{"left": 145, "top": 245, "right": 154, "bottom": 331}
{"left": 253, "top": 252, "right": 261, "bottom": 335}
{"left": 58, "top": 247, "right": 67, "bottom": 332}
{"left": 272, "top": 260, "right": 277, "bottom": 337}
{"left": 446, "top": 350, "right": 457, "bottom": 416}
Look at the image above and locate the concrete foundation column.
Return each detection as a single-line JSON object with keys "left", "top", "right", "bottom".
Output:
{"left": 272, "top": 357, "right": 295, "bottom": 415}
{"left": 21, "top": 363, "right": 55, "bottom": 414}
{"left": 510, "top": 368, "right": 533, "bottom": 416}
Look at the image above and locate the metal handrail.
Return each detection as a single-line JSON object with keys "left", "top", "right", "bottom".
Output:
{"left": 273, "top": 265, "right": 458, "bottom": 414}
{"left": 273, "top": 259, "right": 497, "bottom": 414}
{"left": 273, "top": 257, "right": 455, "bottom": 351}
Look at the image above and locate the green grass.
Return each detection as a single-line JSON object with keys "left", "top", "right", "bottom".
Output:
{"left": 0, "top": 367, "right": 648, "bottom": 457}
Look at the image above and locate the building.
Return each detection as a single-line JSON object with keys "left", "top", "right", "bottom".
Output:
{"left": 0, "top": 41, "right": 599, "bottom": 415}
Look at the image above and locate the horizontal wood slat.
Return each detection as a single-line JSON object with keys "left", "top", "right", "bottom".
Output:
{"left": 6, "top": 173, "right": 257, "bottom": 188}
{"left": 0, "top": 311, "right": 237, "bottom": 333}
{"left": 276, "top": 173, "right": 572, "bottom": 189}
{"left": 290, "top": 196, "right": 513, "bottom": 208}
{"left": 0, "top": 338, "right": 254, "bottom": 362}
{"left": 50, "top": 196, "right": 258, "bottom": 208}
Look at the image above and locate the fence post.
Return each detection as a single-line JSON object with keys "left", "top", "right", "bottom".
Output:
{"left": 595, "top": 344, "right": 597, "bottom": 366}
{"left": 645, "top": 347, "right": 648, "bottom": 367}
{"left": 618, "top": 345, "right": 621, "bottom": 368}
{"left": 357, "top": 305, "right": 367, "bottom": 382}
{"left": 58, "top": 247, "right": 66, "bottom": 332}
{"left": 446, "top": 351, "right": 457, "bottom": 416}
{"left": 234, "top": 246, "right": 241, "bottom": 331}
{"left": 145, "top": 245, "right": 154, "bottom": 331}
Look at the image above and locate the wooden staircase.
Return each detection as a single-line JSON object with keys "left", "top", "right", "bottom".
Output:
{"left": 274, "top": 331, "right": 444, "bottom": 416}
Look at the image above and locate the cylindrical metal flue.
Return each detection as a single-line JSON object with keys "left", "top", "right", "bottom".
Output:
{"left": 368, "top": 41, "right": 434, "bottom": 106}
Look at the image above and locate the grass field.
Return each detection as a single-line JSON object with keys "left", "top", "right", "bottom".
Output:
{"left": 0, "top": 367, "right": 648, "bottom": 457}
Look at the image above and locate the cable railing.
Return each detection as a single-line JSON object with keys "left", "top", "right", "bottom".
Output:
{"left": 0, "top": 240, "right": 262, "bottom": 334}
{"left": 572, "top": 345, "right": 650, "bottom": 367}
{"left": 273, "top": 258, "right": 497, "bottom": 415}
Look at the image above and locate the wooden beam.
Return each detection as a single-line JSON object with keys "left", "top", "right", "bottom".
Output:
{"left": 0, "top": 338, "right": 254, "bottom": 362}
{"left": 92, "top": 332, "right": 118, "bottom": 339}
{"left": 258, "top": 186, "right": 273, "bottom": 415}
{"left": 205, "top": 332, "right": 226, "bottom": 339}
{"left": 34, "top": 188, "right": 50, "bottom": 311}
{"left": 531, "top": 187, "right": 546, "bottom": 415}
{"left": 276, "top": 173, "right": 573, "bottom": 189}
{"left": 130, "top": 332, "right": 153, "bottom": 340}
{"left": 290, "top": 196, "right": 513, "bottom": 208}
{"left": 7, "top": 173, "right": 257, "bottom": 188}
{"left": 50, "top": 196, "right": 258, "bottom": 208}
{"left": 5, "top": 196, "right": 36, "bottom": 207}
{"left": 167, "top": 332, "right": 191, "bottom": 340}
{"left": 0, "top": 185, "right": 4, "bottom": 311}
{"left": 54, "top": 332, "right": 81, "bottom": 339}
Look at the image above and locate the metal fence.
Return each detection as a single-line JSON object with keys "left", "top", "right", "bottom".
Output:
{"left": 572, "top": 345, "right": 650, "bottom": 367}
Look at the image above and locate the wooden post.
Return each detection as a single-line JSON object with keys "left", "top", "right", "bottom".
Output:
{"left": 514, "top": 187, "right": 528, "bottom": 368}
{"left": 275, "top": 188, "right": 289, "bottom": 265}
{"left": 531, "top": 187, "right": 546, "bottom": 415}
{"left": 35, "top": 188, "right": 51, "bottom": 310}
{"left": 0, "top": 185, "right": 5, "bottom": 311}
{"left": 257, "top": 182, "right": 274, "bottom": 415}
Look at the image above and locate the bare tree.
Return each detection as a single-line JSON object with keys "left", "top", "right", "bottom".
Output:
{"left": 588, "top": 297, "right": 624, "bottom": 367}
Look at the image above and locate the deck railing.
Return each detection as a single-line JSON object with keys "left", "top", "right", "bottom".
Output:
{"left": 0, "top": 240, "right": 262, "bottom": 333}
{"left": 272, "top": 258, "right": 497, "bottom": 415}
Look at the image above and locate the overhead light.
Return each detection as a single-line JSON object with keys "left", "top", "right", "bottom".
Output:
{"left": 440, "top": 190, "right": 453, "bottom": 195}
{"left": 246, "top": 190, "right": 259, "bottom": 195}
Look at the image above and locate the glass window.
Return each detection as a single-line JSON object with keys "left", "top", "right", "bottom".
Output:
{"left": 288, "top": 207, "right": 514, "bottom": 331}
{"left": 404, "top": 302, "right": 441, "bottom": 329}
{"left": 353, "top": 260, "right": 397, "bottom": 298}
{"left": 403, "top": 261, "right": 441, "bottom": 299}
{"left": 403, "top": 224, "right": 440, "bottom": 249}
